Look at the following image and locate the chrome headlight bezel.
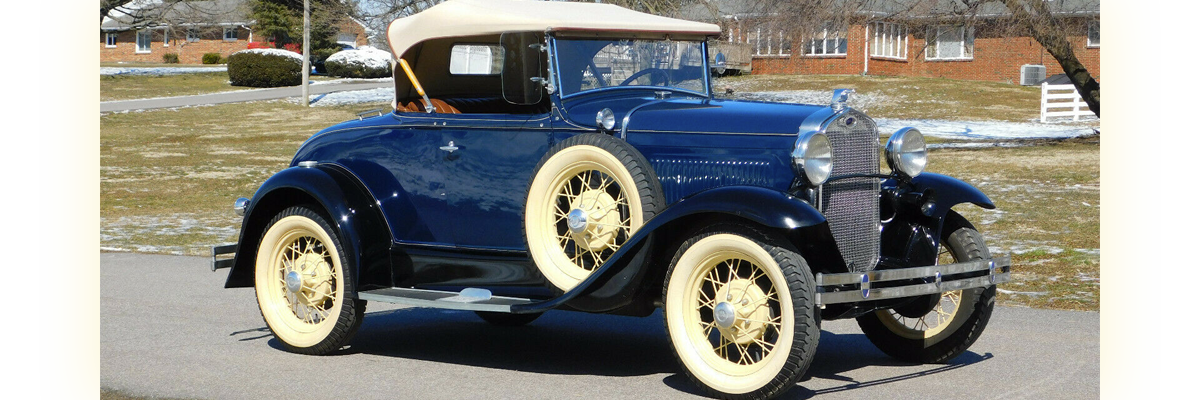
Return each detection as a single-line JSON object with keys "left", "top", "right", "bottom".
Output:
{"left": 792, "top": 131, "right": 833, "bottom": 186}
{"left": 596, "top": 108, "right": 616, "bottom": 131}
{"left": 885, "top": 127, "right": 927, "bottom": 178}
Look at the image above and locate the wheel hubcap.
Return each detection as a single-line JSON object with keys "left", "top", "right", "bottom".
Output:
{"left": 713, "top": 302, "right": 737, "bottom": 329}
{"left": 285, "top": 270, "right": 303, "bottom": 293}
{"left": 566, "top": 208, "right": 588, "bottom": 233}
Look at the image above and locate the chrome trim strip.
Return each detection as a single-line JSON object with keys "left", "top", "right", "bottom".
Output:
{"left": 817, "top": 256, "right": 1011, "bottom": 286}
{"left": 814, "top": 255, "right": 1012, "bottom": 306}
{"left": 817, "top": 273, "right": 1011, "bottom": 305}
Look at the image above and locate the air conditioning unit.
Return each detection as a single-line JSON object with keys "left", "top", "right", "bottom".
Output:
{"left": 1020, "top": 64, "right": 1046, "bottom": 86}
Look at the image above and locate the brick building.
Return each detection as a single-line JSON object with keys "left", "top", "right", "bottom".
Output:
{"left": 689, "top": 0, "right": 1099, "bottom": 85}
{"left": 101, "top": 0, "right": 370, "bottom": 64}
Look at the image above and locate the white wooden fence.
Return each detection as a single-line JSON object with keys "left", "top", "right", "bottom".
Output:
{"left": 1040, "top": 82, "right": 1094, "bottom": 122}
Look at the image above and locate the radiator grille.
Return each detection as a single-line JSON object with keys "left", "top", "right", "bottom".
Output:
{"left": 820, "top": 111, "right": 880, "bottom": 272}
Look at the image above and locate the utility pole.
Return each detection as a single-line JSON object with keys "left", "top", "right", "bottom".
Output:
{"left": 302, "top": 0, "right": 311, "bottom": 107}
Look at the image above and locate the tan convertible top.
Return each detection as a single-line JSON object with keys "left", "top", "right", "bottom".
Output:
{"left": 386, "top": 0, "right": 722, "bottom": 60}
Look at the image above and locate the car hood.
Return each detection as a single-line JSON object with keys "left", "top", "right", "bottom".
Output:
{"left": 561, "top": 94, "right": 831, "bottom": 136}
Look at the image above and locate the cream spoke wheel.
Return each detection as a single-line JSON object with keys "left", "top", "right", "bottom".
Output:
{"left": 856, "top": 211, "right": 997, "bottom": 364}
{"left": 254, "top": 206, "right": 365, "bottom": 355}
{"left": 525, "top": 134, "right": 662, "bottom": 291}
{"left": 664, "top": 226, "right": 819, "bottom": 398}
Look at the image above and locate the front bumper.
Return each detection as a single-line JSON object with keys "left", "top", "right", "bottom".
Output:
{"left": 815, "top": 255, "right": 1011, "bottom": 306}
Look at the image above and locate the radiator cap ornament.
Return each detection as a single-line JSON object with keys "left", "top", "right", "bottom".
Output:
{"left": 831, "top": 88, "right": 854, "bottom": 111}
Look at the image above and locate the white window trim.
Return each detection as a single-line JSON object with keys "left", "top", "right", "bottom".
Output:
{"left": 135, "top": 29, "right": 151, "bottom": 54}
{"left": 870, "top": 22, "right": 907, "bottom": 60}
{"left": 187, "top": 28, "right": 199, "bottom": 42}
{"left": 925, "top": 25, "right": 974, "bottom": 61}
{"left": 747, "top": 26, "right": 792, "bottom": 57}
{"left": 163, "top": 29, "right": 170, "bottom": 47}
{"left": 224, "top": 27, "right": 237, "bottom": 41}
{"left": 1086, "top": 20, "right": 1099, "bottom": 48}
{"left": 805, "top": 23, "right": 848, "bottom": 57}
{"left": 105, "top": 33, "right": 117, "bottom": 48}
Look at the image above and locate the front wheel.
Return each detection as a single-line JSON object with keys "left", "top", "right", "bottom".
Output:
{"left": 855, "top": 211, "right": 996, "bottom": 363}
{"left": 254, "top": 205, "right": 366, "bottom": 355}
{"left": 663, "top": 224, "right": 819, "bottom": 399}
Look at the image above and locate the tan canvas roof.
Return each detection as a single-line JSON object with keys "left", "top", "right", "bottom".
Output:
{"left": 387, "top": 0, "right": 722, "bottom": 59}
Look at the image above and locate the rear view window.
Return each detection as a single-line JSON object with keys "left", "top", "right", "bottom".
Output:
{"left": 450, "top": 44, "right": 503, "bottom": 75}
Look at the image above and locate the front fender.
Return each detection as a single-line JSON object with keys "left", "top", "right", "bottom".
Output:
{"left": 517, "top": 186, "right": 827, "bottom": 313}
{"left": 897, "top": 172, "right": 995, "bottom": 219}
{"left": 223, "top": 164, "right": 392, "bottom": 293}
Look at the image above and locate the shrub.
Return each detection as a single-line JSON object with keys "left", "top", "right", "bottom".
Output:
{"left": 325, "top": 47, "right": 392, "bottom": 79}
{"left": 227, "top": 49, "right": 304, "bottom": 88}
{"left": 202, "top": 53, "right": 223, "bottom": 64}
{"left": 312, "top": 48, "right": 339, "bottom": 74}
{"left": 162, "top": 53, "right": 180, "bottom": 64}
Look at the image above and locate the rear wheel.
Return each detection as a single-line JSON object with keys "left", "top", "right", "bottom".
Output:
{"left": 254, "top": 205, "right": 366, "bottom": 355}
{"left": 663, "top": 224, "right": 819, "bottom": 399}
{"left": 855, "top": 211, "right": 995, "bottom": 363}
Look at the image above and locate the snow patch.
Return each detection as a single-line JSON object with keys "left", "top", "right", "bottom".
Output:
{"left": 875, "top": 118, "right": 1094, "bottom": 140}
{"left": 233, "top": 48, "right": 305, "bottom": 63}
{"left": 326, "top": 47, "right": 392, "bottom": 70}
{"left": 101, "top": 66, "right": 227, "bottom": 76}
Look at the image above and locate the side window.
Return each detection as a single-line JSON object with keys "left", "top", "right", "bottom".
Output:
{"left": 449, "top": 44, "right": 503, "bottom": 75}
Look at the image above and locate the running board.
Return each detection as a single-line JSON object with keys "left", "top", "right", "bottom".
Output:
{"left": 357, "top": 287, "right": 536, "bottom": 313}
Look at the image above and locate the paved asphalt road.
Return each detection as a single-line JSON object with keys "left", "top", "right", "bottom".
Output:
{"left": 99, "top": 80, "right": 393, "bottom": 112}
{"left": 101, "top": 252, "right": 1098, "bottom": 399}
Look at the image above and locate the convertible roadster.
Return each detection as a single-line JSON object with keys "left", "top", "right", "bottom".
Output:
{"left": 212, "top": 0, "right": 1011, "bottom": 398}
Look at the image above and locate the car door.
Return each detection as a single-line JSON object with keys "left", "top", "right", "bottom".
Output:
{"left": 440, "top": 112, "right": 552, "bottom": 250}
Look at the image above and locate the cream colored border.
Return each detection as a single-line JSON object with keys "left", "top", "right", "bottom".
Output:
{"left": 1108, "top": 1, "right": 1166, "bottom": 396}
{"left": 38, "top": 1, "right": 97, "bottom": 396}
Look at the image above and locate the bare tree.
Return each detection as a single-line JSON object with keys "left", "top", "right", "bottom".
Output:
{"left": 998, "top": 0, "right": 1099, "bottom": 117}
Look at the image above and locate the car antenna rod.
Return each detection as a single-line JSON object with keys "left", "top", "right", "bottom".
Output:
{"left": 398, "top": 58, "right": 435, "bottom": 113}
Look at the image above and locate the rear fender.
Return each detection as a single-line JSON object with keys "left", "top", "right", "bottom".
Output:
{"left": 223, "top": 164, "right": 392, "bottom": 294}
{"left": 526, "top": 186, "right": 832, "bottom": 313}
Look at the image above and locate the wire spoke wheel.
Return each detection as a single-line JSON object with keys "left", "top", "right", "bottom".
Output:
{"left": 255, "top": 206, "right": 365, "bottom": 355}
{"left": 856, "top": 211, "right": 997, "bottom": 363}
{"left": 664, "top": 225, "right": 819, "bottom": 399}
{"left": 526, "top": 134, "right": 662, "bottom": 292}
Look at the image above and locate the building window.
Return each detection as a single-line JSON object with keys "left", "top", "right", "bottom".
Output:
{"left": 105, "top": 33, "right": 118, "bottom": 48}
{"left": 805, "top": 22, "right": 847, "bottom": 56}
{"left": 741, "top": 24, "right": 791, "bottom": 56}
{"left": 1087, "top": 20, "right": 1099, "bottom": 47}
{"left": 224, "top": 27, "right": 237, "bottom": 41}
{"left": 136, "top": 29, "right": 151, "bottom": 53}
{"left": 187, "top": 28, "right": 199, "bottom": 42}
{"left": 925, "top": 25, "right": 974, "bottom": 60}
{"left": 163, "top": 29, "right": 169, "bottom": 47}
{"left": 871, "top": 22, "right": 907, "bottom": 60}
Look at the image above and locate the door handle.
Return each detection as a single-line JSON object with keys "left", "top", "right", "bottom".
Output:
{"left": 439, "top": 141, "right": 459, "bottom": 153}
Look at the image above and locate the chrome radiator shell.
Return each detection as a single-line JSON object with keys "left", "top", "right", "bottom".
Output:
{"left": 818, "top": 110, "right": 880, "bottom": 272}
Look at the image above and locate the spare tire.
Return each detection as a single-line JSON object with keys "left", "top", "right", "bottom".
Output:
{"left": 524, "top": 133, "right": 663, "bottom": 291}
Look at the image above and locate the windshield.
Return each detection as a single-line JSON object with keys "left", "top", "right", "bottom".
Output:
{"left": 554, "top": 38, "right": 708, "bottom": 97}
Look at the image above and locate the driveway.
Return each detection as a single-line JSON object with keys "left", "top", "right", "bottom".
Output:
{"left": 101, "top": 252, "right": 1098, "bottom": 399}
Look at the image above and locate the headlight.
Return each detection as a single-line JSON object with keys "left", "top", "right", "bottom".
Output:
{"left": 885, "top": 127, "right": 927, "bottom": 178}
{"left": 792, "top": 131, "right": 833, "bottom": 185}
{"left": 596, "top": 108, "right": 616, "bottom": 131}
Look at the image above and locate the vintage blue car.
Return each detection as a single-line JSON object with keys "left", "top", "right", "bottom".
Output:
{"left": 212, "top": 0, "right": 1011, "bottom": 398}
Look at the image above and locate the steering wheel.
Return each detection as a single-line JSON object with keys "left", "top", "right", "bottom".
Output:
{"left": 619, "top": 68, "right": 670, "bottom": 86}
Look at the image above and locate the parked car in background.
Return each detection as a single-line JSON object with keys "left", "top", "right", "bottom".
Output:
{"left": 212, "top": 0, "right": 1011, "bottom": 398}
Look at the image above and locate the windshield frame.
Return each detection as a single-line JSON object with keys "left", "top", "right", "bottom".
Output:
{"left": 550, "top": 35, "right": 712, "bottom": 100}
